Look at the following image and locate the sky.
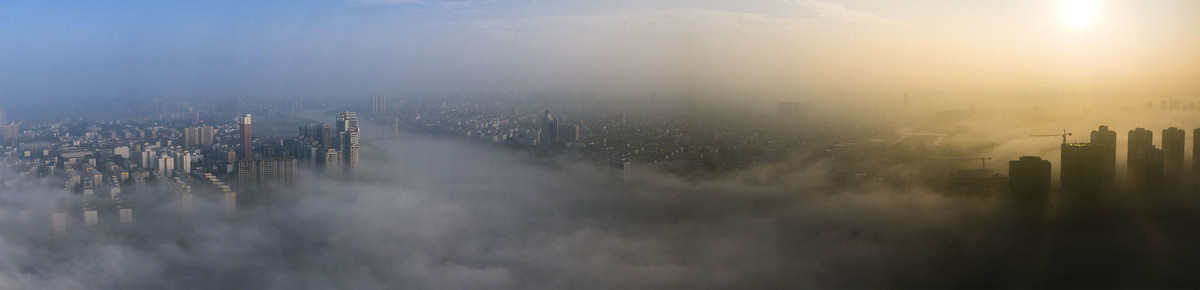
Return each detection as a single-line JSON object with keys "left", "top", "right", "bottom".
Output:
{"left": 1, "top": 0, "right": 1198, "bottom": 103}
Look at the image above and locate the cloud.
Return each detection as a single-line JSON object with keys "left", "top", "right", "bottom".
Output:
{"left": 789, "top": 0, "right": 914, "bottom": 27}
{"left": 0, "top": 111, "right": 1195, "bottom": 289}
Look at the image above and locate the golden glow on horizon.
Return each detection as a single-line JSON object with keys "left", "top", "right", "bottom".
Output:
{"left": 1061, "top": 0, "right": 1099, "bottom": 30}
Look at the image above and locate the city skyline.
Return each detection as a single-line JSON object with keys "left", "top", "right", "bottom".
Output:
{"left": 0, "top": 1, "right": 1198, "bottom": 289}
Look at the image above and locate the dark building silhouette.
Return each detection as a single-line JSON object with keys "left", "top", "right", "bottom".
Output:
{"left": 260, "top": 143, "right": 277, "bottom": 158}
{"left": 558, "top": 124, "right": 579, "bottom": 144}
{"left": 539, "top": 110, "right": 558, "bottom": 148}
{"left": 1137, "top": 146, "right": 1165, "bottom": 194}
{"left": 1194, "top": 128, "right": 1200, "bottom": 173}
{"left": 1061, "top": 143, "right": 1104, "bottom": 194}
{"left": 1010, "top": 156, "right": 1051, "bottom": 206}
{"left": 1162, "top": 127, "right": 1185, "bottom": 185}
{"left": 1090, "top": 125, "right": 1117, "bottom": 182}
{"left": 1127, "top": 128, "right": 1153, "bottom": 187}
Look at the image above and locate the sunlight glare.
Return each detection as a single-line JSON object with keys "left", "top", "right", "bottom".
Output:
{"left": 1061, "top": 0, "right": 1099, "bottom": 30}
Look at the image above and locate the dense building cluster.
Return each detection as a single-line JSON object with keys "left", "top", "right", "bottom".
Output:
{"left": 279, "top": 111, "right": 360, "bottom": 179}
{"left": 0, "top": 103, "right": 337, "bottom": 233}
{"left": 1007, "top": 125, "right": 1198, "bottom": 204}
{"left": 385, "top": 97, "right": 822, "bottom": 178}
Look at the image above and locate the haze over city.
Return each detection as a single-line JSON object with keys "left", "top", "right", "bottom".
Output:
{"left": 0, "top": 0, "right": 1197, "bottom": 289}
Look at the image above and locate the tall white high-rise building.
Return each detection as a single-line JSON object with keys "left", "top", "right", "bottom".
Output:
{"left": 335, "top": 111, "right": 360, "bottom": 178}
{"left": 140, "top": 150, "right": 154, "bottom": 169}
{"left": 320, "top": 148, "right": 341, "bottom": 177}
{"left": 174, "top": 151, "right": 192, "bottom": 174}
{"left": 157, "top": 155, "right": 174, "bottom": 176}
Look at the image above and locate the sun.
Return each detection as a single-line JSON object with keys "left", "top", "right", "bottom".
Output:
{"left": 1061, "top": 0, "right": 1099, "bottom": 30}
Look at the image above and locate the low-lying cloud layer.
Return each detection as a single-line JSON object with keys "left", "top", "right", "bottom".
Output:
{"left": 1, "top": 130, "right": 1197, "bottom": 289}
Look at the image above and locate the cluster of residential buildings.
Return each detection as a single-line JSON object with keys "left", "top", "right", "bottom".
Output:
{"left": 1010, "top": 126, "right": 1200, "bottom": 199}
{"left": 0, "top": 103, "right": 369, "bottom": 234}
{"left": 384, "top": 98, "right": 813, "bottom": 177}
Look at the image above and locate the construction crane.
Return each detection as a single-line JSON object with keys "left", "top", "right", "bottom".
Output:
{"left": 977, "top": 157, "right": 992, "bottom": 170}
{"left": 1031, "top": 129, "right": 1072, "bottom": 144}
{"left": 941, "top": 156, "right": 994, "bottom": 171}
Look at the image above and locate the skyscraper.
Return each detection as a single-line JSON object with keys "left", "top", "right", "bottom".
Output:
{"left": 300, "top": 124, "right": 313, "bottom": 141}
{"left": 0, "top": 123, "right": 18, "bottom": 141}
{"left": 1138, "top": 146, "right": 1165, "bottom": 194}
{"left": 236, "top": 159, "right": 257, "bottom": 189}
{"left": 200, "top": 125, "right": 214, "bottom": 145}
{"left": 184, "top": 127, "right": 200, "bottom": 146}
{"left": 1162, "top": 127, "right": 1185, "bottom": 184}
{"left": 240, "top": 114, "right": 253, "bottom": 160}
{"left": 320, "top": 148, "right": 341, "bottom": 177}
{"left": 118, "top": 204, "right": 133, "bottom": 224}
{"left": 173, "top": 151, "right": 192, "bottom": 174}
{"left": 156, "top": 155, "right": 174, "bottom": 176}
{"left": 340, "top": 130, "right": 359, "bottom": 177}
{"left": 1194, "top": 128, "right": 1200, "bottom": 173}
{"left": 335, "top": 111, "right": 360, "bottom": 177}
{"left": 223, "top": 190, "right": 237, "bottom": 218}
{"left": 559, "top": 124, "right": 579, "bottom": 144}
{"left": 539, "top": 110, "right": 558, "bottom": 148}
{"left": 336, "top": 111, "right": 358, "bottom": 134}
{"left": 1061, "top": 143, "right": 1103, "bottom": 194}
{"left": 1009, "top": 156, "right": 1051, "bottom": 206}
{"left": 390, "top": 116, "right": 400, "bottom": 138}
{"left": 370, "top": 95, "right": 387, "bottom": 115}
{"left": 1090, "top": 125, "right": 1117, "bottom": 181}
{"left": 1127, "top": 128, "right": 1153, "bottom": 185}
{"left": 236, "top": 157, "right": 297, "bottom": 191}
{"left": 320, "top": 123, "right": 332, "bottom": 147}
{"left": 301, "top": 123, "right": 333, "bottom": 147}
